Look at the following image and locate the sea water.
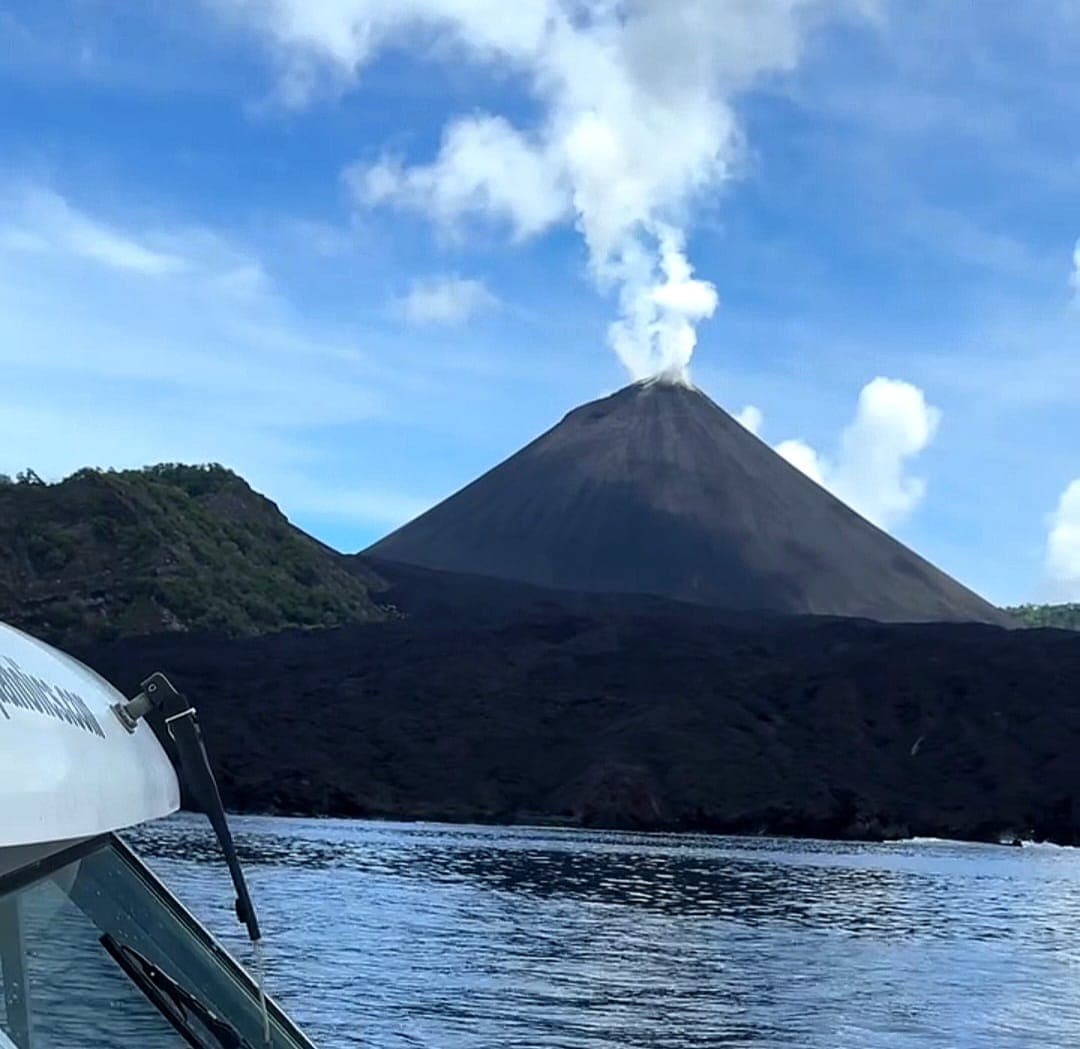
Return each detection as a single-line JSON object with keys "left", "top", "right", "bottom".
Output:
{"left": 128, "top": 814, "right": 1080, "bottom": 1048}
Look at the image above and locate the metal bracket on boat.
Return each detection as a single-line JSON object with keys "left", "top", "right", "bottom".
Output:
{"left": 111, "top": 677, "right": 162, "bottom": 732}
{"left": 116, "top": 672, "right": 263, "bottom": 945}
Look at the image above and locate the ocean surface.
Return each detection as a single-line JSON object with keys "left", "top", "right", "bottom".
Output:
{"left": 127, "top": 814, "right": 1080, "bottom": 1048}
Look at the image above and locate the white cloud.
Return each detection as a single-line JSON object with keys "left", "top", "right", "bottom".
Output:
{"left": 828, "top": 377, "right": 941, "bottom": 528}
{"left": 354, "top": 115, "right": 568, "bottom": 241}
{"left": 214, "top": 0, "right": 875, "bottom": 382}
{"left": 0, "top": 187, "right": 188, "bottom": 276}
{"left": 734, "top": 404, "right": 764, "bottom": 436}
{"left": 1046, "top": 479, "right": 1080, "bottom": 600}
{"left": 397, "top": 274, "right": 498, "bottom": 326}
{"left": 770, "top": 377, "right": 940, "bottom": 529}
{"left": 0, "top": 185, "right": 281, "bottom": 304}
{"left": 776, "top": 437, "right": 825, "bottom": 485}
{"left": 1071, "top": 238, "right": 1080, "bottom": 297}
{"left": 214, "top": 1, "right": 556, "bottom": 108}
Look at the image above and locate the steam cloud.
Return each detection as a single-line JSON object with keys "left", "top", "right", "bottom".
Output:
{"left": 750, "top": 378, "right": 941, "bottom": 529}
{"left": 1046, "top": 479, "right": 1080, "bottom": 601}
{"left": 215, "top": 0, "right": 872, "bottom": 382}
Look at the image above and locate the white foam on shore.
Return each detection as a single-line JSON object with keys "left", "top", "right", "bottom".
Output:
{"left": 894, "top": 836, "right": 1073, "bottom": 850}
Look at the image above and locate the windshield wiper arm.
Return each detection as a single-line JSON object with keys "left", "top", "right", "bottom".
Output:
{"left": 101, "top": 934, "right": 255, "bottom": 1049}
{"left": 113, "top": 673, "right": 262, "bottom": 943}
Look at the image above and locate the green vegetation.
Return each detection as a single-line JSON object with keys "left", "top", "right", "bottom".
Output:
{"left": 0, "top": 464, "right": 387, "bottom": 646}
{"left": 1006, "top": 603, "right": 1080, "bottom": 631}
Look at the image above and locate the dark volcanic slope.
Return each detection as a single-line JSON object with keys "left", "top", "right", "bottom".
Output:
{"left": 367, "top": 381, "right": 1007, "bottom": 625}
{"left": 78, "top": 606, "right": 1080, "bottom": 843}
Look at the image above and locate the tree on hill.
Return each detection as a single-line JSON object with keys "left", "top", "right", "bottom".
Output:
{"left": 1006, "top": 604, "right": 1080, "bottom": 631}
{"left": 0, "top": 463, "right": 387, "bottom": 646}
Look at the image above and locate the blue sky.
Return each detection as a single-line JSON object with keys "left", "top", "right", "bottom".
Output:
{"left": 0, "top": 1, "right": 1078, "bottom": 605}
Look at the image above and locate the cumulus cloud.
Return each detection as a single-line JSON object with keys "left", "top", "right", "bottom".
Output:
{"left": 771, "top": 377, "right": 941, "bottom": 529}
{"left": 828, "top": 377, "right": 941, "bottom": 527}
{"left": 212, "top": 0, "right": 874, "bottom": 381}
{"left": 734, "top": 404, "right": 764, "bottom": 436}
{"left": 776, "top": 437, "right": 825, "bottom": 485}
{"left": 1046, "top": 479, "right": 1080, "bottom": 600}
{"left": 397, "top": 274, "right": 497, "bottom": 325}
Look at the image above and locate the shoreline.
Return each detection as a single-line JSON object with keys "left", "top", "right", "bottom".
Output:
{"left": 189, "top": 803, "right": 1074, "bottom": 850}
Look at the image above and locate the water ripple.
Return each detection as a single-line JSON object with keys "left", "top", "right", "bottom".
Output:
{"left": 127, "top": 816, "right": 1080, "bottom": 1048}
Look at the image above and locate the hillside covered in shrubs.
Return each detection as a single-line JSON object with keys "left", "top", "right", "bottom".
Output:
{"left": 1007, "top": 603, "right": 1080, "bottom": 631}
{"left": 0, "top": 465, "right": 386, "bottom": 646}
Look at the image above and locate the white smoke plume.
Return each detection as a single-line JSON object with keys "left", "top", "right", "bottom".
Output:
{"left": 213, "top": 0, "right": 874, "bottom": 382}
{"left": 1046, "top": 479, "right": 1080, "bottom": 601}
{"left": 773, "top": 377, "right": 941, "bottom": 529}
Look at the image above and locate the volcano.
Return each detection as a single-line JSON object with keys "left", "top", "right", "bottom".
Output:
{"left": 366, "top": 380, "right": 1008, "bottom": 625}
